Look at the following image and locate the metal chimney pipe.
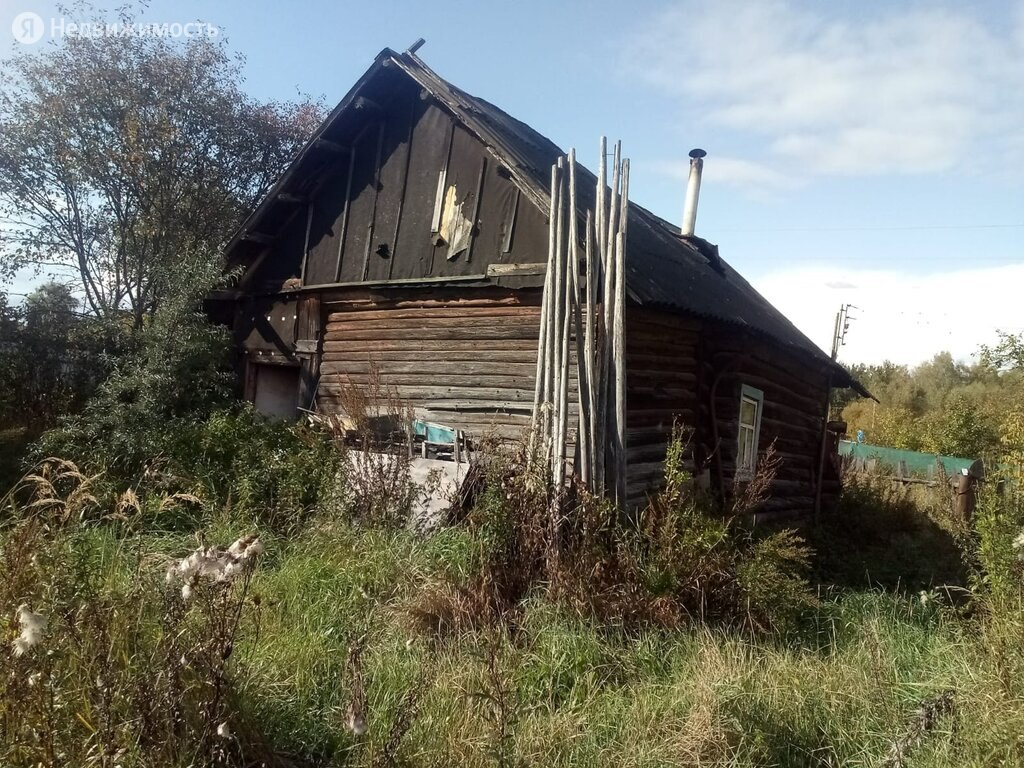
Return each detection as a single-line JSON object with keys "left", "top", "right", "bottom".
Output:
{"left": 681, "top": 148, "right": 706, "bottom": 236}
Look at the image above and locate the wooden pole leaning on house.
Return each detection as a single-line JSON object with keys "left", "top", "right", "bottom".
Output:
{"left": 548, "top": 162, "right": 565, "bottom": 465}
{"left": 583, "top": 210, "right": 598, "bottom": 487}
{"left": 552, "top": 158, "right": 568, "bottom": 484}
{"left": 612, "top": 160, "right": 630, "bottom": 508}
{"left": 532, "top": 161, "right": 561, "bottom": 468}
{"left": 593, "top": 138, "right": 607, "bottom": 495}
{"left": 530, "top": 142, "right": 629, "bottom": 502}
{"left": 567, "top": 150, "right": 592, "bottom": 487}
{"left": 597, "top": 141, "right": 621, "bottom": 497}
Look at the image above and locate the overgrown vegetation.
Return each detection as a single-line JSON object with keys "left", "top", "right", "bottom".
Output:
{"left": 411, "top": 431, "right": 816, "bottom": 637}
{"left": 3, "top": 439, "right": 1024, "bottom": 766}
{"left": 837, "top": 334, "right": 1024, "bottom": 464}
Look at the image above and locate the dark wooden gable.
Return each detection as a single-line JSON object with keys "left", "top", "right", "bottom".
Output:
{"left": 240, "top": 71, "right": 548, "bottom": 295}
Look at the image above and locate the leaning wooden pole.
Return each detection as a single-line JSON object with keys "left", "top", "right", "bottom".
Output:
{"left": 551, "top": 159, "right": 568, "bottom": 484}
{"left": 567, "top": 150, "right": 591, "bottom": 487}
{"left": 556, "top": 169, "right": 572, "bottom": 489}
{"left": 532, "top": 162, "right": 560, "bottom": 449}
{"left": 596, "top": 137, "right": 608, "bottom": 276}
{"left": 583, "top": 210, "right": 598, "bottom": 487}
{"left": 594, "top": 139, "right": 608, "bottom": 488}
{"left": 544, "top": 163, "right": 563, "bottom": 470}
{"left": 613, "top": 159, "right": 630, "bottom": 509}
{"left": 598, "top": 142, "right": 621, "bottom": 497}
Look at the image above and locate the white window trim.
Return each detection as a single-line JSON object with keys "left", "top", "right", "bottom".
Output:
{"left": 736, "top": 384, "right": 764, "bottom": 480}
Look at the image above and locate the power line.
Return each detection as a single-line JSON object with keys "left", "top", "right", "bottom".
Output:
{"left": 716, "top": 223, "right": 1024, "bottom": 233}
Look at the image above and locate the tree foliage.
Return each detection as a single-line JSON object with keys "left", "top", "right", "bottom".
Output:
{"left": 0, "top": 283, "right": 117, "bottom": 428}
{"left": 0, "top": 2, "right": 323, "bottom": 326}
{"left": 36, "top": 255, "right": 235, "bottom": 477}
{"left": 840, "top": 335, "right": 1024, "bottom": 462}
{"left": 980, "top": 330, "right": 1024, "bottom": 372}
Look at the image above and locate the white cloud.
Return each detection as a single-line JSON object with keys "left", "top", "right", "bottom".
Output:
{"left": 628, "top": 1, "right": 1024, "bottom": 178}
{"left": 754, "top": 263, "right": 1024, "bottom": 366}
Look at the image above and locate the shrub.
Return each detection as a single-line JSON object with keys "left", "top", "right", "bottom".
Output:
{"left": 36, "top": 405, "right": 342, "bottom": 534}
{"left": 811, "top": 470, "right": 966, "bottom": 591}
{"left": 315, "top": 366, "right": 418, "bottom": 528}
{"left": 972, "top": 479, "right": 1024, "bottom": 600}
{"left": 168, "top": 406, "right": 343, "bottom": 533}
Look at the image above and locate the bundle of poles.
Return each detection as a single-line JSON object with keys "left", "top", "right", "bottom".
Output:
{"left": 530, "top": 138, "right": 629, "bottom": 507}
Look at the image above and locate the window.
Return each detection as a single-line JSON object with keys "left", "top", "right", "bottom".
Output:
{"left": 736, "top": 385, "right": 764, "bottom": 478}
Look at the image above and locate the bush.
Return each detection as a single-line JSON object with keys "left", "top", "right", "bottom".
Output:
{"left": 34, "top": 405, "right": 342, "bottom": 535}
{"left": 972, "top": 480, "right": 1024, "bottom": 600}
{"left": 811, "top": 470, "right": 967, "bottom": 591}
{"left": 166, "top": 406, "right": 343, "bottom": 533}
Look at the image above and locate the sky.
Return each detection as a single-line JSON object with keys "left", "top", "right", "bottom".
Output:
{"left": 1, "top": 0, "right": 1021, "bottom": 366}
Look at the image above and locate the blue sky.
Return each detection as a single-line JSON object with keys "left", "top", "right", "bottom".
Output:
{"left": 2, "top": 0, "right": 1022, "bottom": 364}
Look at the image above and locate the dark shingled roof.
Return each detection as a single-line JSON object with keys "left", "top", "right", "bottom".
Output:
{"left": 227, "top": 48, "right": 868, "bottom": 396}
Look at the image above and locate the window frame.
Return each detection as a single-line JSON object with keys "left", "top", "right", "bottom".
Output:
{"left": 736, "top": 384, "right": 764, "bottom": 479}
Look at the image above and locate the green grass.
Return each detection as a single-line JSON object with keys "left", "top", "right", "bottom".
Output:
{"left": 4, "top": 479, "right": 1023, "bottom": 766}
{"left": 215, "top": 522, "right": 1019, "bottom": 767}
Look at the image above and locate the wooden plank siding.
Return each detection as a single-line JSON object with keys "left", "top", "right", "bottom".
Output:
{"left": 239, "top": 73, "right": 550, "bottom": 297}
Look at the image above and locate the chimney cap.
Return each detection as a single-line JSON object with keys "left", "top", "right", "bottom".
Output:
{"left": 689, "top": 148, "right": 707, "bottom": 159}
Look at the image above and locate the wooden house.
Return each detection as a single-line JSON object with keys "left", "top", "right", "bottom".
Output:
{"left": 214, "top": 47, "right": 869, "bottom": 519}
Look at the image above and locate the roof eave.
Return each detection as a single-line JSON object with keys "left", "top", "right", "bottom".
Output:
{"left": 224, "top": 48, "right": 400, "bottom": 259}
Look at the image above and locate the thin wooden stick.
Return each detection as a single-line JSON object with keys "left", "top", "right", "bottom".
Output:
{"left": 613, "top": 159, "right": 629, "bottom": 508}
{"left": 551, "top": 157, "right": 567, "bottom": 483}
{"left": 583, "top": 210, "right": 597, "bottom": 490}
{"left": 596, "top": 136, "right": 607, "bottom": 299}
{"left": 542, "top": 163, "right": 562, "bottom": 468}
{"left": 599, "top": 143, "right": 621, "bottom": 497}
{"left": 567, "top": 150, "right": 590, "bottom": 487}
{"left": 532, "top": 163, "right": 559, "bottom": 444}
{"left": 556, "top": 167, "right": 572, "bottom": 488}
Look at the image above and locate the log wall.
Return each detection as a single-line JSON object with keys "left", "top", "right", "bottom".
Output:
{"left": 623, "top": 309, "right": 705, "bottom": 507}
{"left": 703, "top": 326, "right": 834, "bottom": 519}
{"left": 237, "top": 285, "right": 834, "bottom": 517}
{"left": 317, "top": 288, "right": 568, "bottom": 440}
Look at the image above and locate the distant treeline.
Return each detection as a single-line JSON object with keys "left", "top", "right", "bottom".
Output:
{"left": 835, "top": 333, "right": 1024, "bottom": 469}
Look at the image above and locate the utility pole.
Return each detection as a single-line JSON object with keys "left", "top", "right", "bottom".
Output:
{"left": 830, "top": 304, "right": 857, "bottom": 360}
{"left": 816, "top": 303, "right": 858, "bottom": 525}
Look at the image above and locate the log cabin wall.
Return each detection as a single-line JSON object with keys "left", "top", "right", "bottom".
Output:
{"left": 233, "top": 282, "right": 831, "bottom": 517}
{"left": 703, "top": 325, "right": 834, "bottom": 520}
{"left": 316, "top": 287, "right": 577, "bottom": 442}
{"left": 623, "top": 308, "right": 705, "bottom": 508}
{"left": 620, "top": 308, "right": 834, "bottom": 518}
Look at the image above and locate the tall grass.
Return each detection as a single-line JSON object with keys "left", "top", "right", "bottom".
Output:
{"left": 3, "top": 441, "right": 1024, "bottom": 765}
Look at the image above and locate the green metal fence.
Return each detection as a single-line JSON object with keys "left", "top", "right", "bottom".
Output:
{"left": 838, "top": 440, "right": 982, "bottom": 478}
